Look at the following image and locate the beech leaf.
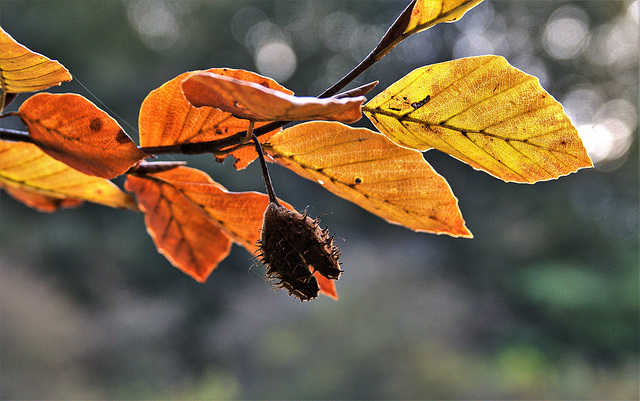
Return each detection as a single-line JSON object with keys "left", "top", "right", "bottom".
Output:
{"left": 19, "top": 93, "right": 146, "bottom": 179}
{"left": 139, "top": 68, "right": 291, "bottom": 169}
{"left": 0, "top": 140, "right": 137, "bottom": 211}
{"left": 125, "top": 168, "right": 235, "bottom": 283}
{"left": 374, "top": 0, "right": 483, "bottom": 60}
{"left": 182, "top": 71, "right": 365, "bottom": 123}
{"left": 265, "top": 121, "right": 471, "bottom": 237}
{"left": 404, "top": 0, "right": 485, "bottom": 35}
{"left": 363, "top": 55, "right": 593, "bottom": 183}
{"left": 0, "top": 27, "right": 72, "bottom": 94}
{"left": 125, "top": 166, "right": 337, "bottom": 297}
{"left": 2, "top": 184, "right": 83, "bottom": 212}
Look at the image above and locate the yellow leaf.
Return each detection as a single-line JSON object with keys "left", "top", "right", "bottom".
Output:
{"left": 373, "top": 0, "right": 483, "bottom": 60}
{"left": 0, "top": 140, "right": 137, "bottom": 211}
{"left": 182, "top": 71, "right": 365, "bottom": 123}
{"left": 265, "top": 122, "right": 471, "bottom": 237}
{"left": 363, "top": 55, "right": 593, "bottom": 183}
{"left": 405, "top": 0, "right": 485, "bottom": 35}
{"left": 19, "top": 93, "right": 146, "bottom": 179}
{"left": 0, "top": 27, "right": 72, "bottom": 93}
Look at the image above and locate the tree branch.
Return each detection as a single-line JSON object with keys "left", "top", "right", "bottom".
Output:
{"left": 0, "top": 128, "right": 33, "bottom": 143}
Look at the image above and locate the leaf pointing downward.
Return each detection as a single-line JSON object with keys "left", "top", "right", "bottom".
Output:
{"left": 265, "top": 122, "right": 471, "bottom": 237}
{"left": 363, "top": 55, "right": 593, "bottom": 183}
{"left": 125, "top": 167, "right": 234, "bottom": 283}
{"left": 125, "top": 166, "right": 337, "bottom": 297}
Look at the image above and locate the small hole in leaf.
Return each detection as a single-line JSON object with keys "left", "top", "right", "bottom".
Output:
{"left": 355, "top": 178, "right": 362, "bottom": 184}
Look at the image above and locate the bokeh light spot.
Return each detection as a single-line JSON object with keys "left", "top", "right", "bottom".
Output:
{"left": 542, "top": 5, "right": 589, "bottom": 60}
{"left": 255, "top": 42, "right": 297, "bottom": 83}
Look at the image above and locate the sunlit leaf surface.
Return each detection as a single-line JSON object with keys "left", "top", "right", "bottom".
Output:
{"left": 19, "top": 93, "right": 146, "bottom": 179}
{"left": 363, "top": 55, "right": 593, "bottom": 183}
{"left": 182, "top": 71, "right": 365, "bottom": 123}
{"left": 0, "top": 27, "right": 71, "bottom": 94}
{"left": 405, "top": 0, "right": 484, "bottom": 34}
{"left": 266, "top": 122, "right": 471, "bottom": 237}
{"left": 125, "top": 168, "right": 234, "bottom": 283}
{"left": 0, "top": 140, "right": 137, "bottom": 211}
{"left": 139, "top": 68, "right": 291, "bottom": 169}
{"left": 126, "top": 165, "right": 337, "bottom": 297}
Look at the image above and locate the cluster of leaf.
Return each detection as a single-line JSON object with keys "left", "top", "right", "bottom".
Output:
{"left": 0, "top": 0, "right": 592, "bottom": 300}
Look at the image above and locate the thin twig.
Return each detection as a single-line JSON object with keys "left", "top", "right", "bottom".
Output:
{"left": 252, "top": 133, "right": 279, "bottom": 206}
{"left": 0, "top": 128, "right": 33, "bottom": 143}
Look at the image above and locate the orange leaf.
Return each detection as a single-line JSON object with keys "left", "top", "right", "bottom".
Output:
{"left": 125, "top": 169, "right": 234, "bottom": 283}
{"left": 125, "top": 166, "right": 292, "bottom": 281}
{"left": 139, "top": 68, "right": 291, "bottom": 169}
{"left": 265, "top": 121, "right": 471, "bottom": 237}
{"left": 2, "top": 185, "right": 83, "bottom": 212}
{"left": 314, "top": 271, "right": 338, "bottom": 300}
{"left": 0, "top": 140, "right": 137, "bottom": 211}
{"left": 0, "top": 27, "right": 72, "bottom": 94}
{"left": 19, "top": 93, "right": 146, "bottom": 179}
{"left": 182, "top": 71, "right": 365, "bottom": 123}
{"left": 363, "top": 56, "right": 593, "bottom": 183}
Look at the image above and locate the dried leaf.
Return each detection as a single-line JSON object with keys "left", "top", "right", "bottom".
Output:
{"left": 125, "top": 166, "right": 338, "bottom": 298}
{"left": 0, "top": 140, "right": 137, "bottom": 211}
{"left": 182, "top": 71, "right": 365, "bottom": 123}
{"left": 265, "top": 122, "right": 471, "bottom": 237}
{"left": 125, "top": 166, "right": 279, "bottom": 279}
{"left": 19, "top": 93, "right": 146, "bottom": 179}
{"left": 363, "top": 56, "right": 593, "bottom": 183}
{"left": 0, "top": 27, "right": 72, "bottom": 94}
{"left": 139, "top": 68, "right": 290, "bottom": 169}
{"left": 125, "top": 169, "right": 234, "bottom": 283}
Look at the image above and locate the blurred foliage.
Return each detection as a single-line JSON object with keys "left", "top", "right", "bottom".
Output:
{"left": 0, "top": 0, "right": 638, "bottom": 399}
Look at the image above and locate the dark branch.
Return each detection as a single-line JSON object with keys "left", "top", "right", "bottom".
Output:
{"left": 0, "top": 128, "right": 33, "bottom": 143}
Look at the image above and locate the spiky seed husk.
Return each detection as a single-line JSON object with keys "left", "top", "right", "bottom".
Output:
{"left": 258, "top": 202, "right": 342, "bottom": 301}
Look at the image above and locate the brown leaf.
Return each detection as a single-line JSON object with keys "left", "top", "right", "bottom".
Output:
{"left": 0, "top": 27, "right": 72, "bottom": 94}
{"left": 139, "top": 68, "right": 291, "bottom": 169}
{"left": 265, "top": 122, "right": 471, "bottom": 237}
{"left": 0, "top": 140, "right": 137, "bottom": 211}
{"left": 182, "top": 71, "right": 365, "bottom": 123}
{"left": 19, "top": 93, "right": 146, "bottom": 179}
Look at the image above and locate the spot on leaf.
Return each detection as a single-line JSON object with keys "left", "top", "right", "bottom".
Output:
{"left": 89, "top": 118, "right": 102, "bottom": 132}
{"left": 411, "top": 95, "right": 431, "bottom": 109}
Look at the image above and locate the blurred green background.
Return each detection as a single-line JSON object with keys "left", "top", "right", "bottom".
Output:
{"left": 1, "top": 0, "right": 637, "bottom": 399}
